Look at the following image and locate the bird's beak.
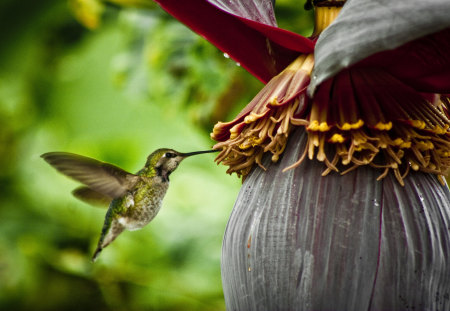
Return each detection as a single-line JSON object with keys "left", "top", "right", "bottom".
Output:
{"left": 179, "top": 149, "right": 218, "bottom": 158}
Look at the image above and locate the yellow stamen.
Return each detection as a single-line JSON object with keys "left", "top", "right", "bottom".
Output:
{"left": 339, "top": 119, "right": 364, "bottom": 130}
{"left": 374, "top": 122, "right": 392, "bottom": 131}
{"left": 410, "top": 120, "right": 426, "bottom": 129}
{"left": 308, "top": 120, "right": 332, "bottom": 132}
{"left": 329, "top": 133, "right": 345, "bottom": 143}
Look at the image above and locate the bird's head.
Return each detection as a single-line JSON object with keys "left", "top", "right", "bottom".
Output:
{"left": 146, "top": 148, "right": 216, "bottom": 181}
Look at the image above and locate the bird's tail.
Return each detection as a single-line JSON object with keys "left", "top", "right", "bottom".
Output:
{"left": 91, "top": 222, "right": 125, "bottom": 262}
{"left": 92, "top": 246, "right": 103, "bottom": 262}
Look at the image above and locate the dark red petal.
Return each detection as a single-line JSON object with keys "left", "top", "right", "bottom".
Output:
{"left": 155, "top": 0, "right": 314, "bottom": 83}
{"left": 364, "top": 28, "right": 450, "bottom": 94}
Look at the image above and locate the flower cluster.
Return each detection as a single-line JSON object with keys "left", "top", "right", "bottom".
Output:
{"left": 211, "top": 5, "right": 450, "bottom": 185}
{"left": 212, "top": 54, "right": 314, "bottom": 177}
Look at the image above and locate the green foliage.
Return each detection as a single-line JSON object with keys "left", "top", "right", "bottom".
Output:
{"left": 111, "top": 8, "right": 264, "bottom": 131}
{"left": 0, "top": 1, "right": 314, "bottom": 310}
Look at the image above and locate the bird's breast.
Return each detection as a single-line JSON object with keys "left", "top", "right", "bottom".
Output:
{"left": 121, "top": 181, "right": 169, "bottom": 230}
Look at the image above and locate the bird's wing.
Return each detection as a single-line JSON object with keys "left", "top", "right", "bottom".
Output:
{"left": 41, "top": 152, "right": 140, "bottom": 199}
{"left": 72, "top": 186, "right": 112, "bottom": 207}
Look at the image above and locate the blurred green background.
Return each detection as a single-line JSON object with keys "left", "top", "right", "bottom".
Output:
{"left": 0, "top": 0, "right": 313, "bottom": 310}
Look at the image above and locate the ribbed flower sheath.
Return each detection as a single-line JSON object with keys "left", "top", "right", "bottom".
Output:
{"left": 222, "top": 127, "right": 450, "bottom": 310}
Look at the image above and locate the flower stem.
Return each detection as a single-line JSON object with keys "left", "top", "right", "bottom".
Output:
{"left": 312, "top": 6, "right": 342, "bottom": 36}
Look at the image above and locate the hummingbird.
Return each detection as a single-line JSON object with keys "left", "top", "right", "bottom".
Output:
{"left": 41, "top": 148, "right": 217, "bottom": 261}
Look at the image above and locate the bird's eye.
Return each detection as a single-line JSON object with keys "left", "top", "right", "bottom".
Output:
{"left": 165, "top": 152, "right": 176, "bottom": 158}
